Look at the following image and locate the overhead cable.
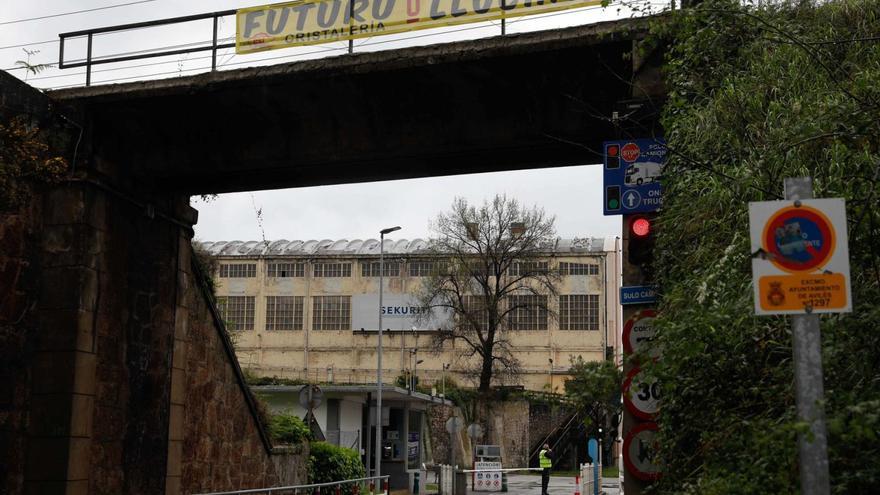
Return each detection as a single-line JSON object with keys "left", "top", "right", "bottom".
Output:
{"left": 0, "top": 0, "right": 160, "bottom": 26}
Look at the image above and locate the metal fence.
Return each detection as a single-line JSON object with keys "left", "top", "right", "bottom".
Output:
{"left": 579, "top": 463, "right": 602, "bottom": 495}
{"left": 193, "top": 475, "right": 389, "bottom": 495}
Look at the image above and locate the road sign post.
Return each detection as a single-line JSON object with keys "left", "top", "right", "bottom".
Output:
{"left": 749, "top": 177, "right": 845, "bottom": 495}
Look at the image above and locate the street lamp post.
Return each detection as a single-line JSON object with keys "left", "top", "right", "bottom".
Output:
{"left": 377, "top": 225, "right": 400, "bottom": 493}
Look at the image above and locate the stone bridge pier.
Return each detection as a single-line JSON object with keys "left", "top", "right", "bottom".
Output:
{"left": 2, "top": 72, "right": 303, "bottom": 495}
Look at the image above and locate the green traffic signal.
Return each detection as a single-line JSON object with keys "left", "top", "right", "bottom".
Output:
{"left": 609, "top": 199, "right": 619, "bottom": 209}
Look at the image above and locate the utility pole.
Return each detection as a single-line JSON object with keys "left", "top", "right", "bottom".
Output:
{"left": 784, "top": 177, "right": 831, "bottom": 495}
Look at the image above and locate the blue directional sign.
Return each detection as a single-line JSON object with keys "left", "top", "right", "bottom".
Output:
{"left": 603, "top": 138, "right": 667, "bottom": 215}
{"left": 621, "top": 285, "right": 657, "bottom": 305}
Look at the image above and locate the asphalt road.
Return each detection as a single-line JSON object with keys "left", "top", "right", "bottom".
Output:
{"left": 467, "top": 474, "right": 619, "bottom": 495}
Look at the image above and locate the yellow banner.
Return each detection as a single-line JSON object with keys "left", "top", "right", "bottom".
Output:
{"left": 758, "top": 273, "right": 848, "bottom": 312}
{"left": 236, "top": 0, "right": 603, "bottom": 53}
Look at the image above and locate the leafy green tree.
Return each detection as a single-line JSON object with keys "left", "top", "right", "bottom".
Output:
{"left": 648, "top": 0, "right": 880, "bottom": 493}
{"left": 564, "top": 358, "right": 622, "bottom": 460}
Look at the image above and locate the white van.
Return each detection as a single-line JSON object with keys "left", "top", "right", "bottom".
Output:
{"left": 624, "top": 161, "right": 663, "bottom": 186}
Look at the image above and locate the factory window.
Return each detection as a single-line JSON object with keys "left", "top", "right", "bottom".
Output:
{"left": 508, "top": 261, "right": 549, "bottom": 277}
{"left": 216, "top": 296, "right": 255, "bottom": 331}
{"left": 313, "top": 262, "right": 352, "bottom": 277}
{"left": 409, "top": 261, "right": 440, "bottom": 277}
{"left": 361, "top": 261, "right": 401, "bottom": 277}
{"left": 312, "top": 296, "right": 351, "bottom": 330}
{"left": 267, "top": 262, "right": 304, "bottom": 278}
{"left": 266, "top": 296, "right": 304, "bottom": 330}
{"left": 219, "top": 263, "right": 256, "bottom": 278}
{"left": 559, "top": 262, "right": 599, "bottom": 276}
{"left": 461, "top": 295, "right": 489, "bottom": 331}
{"left": 507, "top": 295, "right": 548, "bottom": 330}
{"left": 559, "top": 294, "right": 599, "bottom": 330}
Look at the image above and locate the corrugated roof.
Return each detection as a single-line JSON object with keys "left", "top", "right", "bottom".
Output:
{"left": 196, "top": 237, "right": 611, "bottom": 256}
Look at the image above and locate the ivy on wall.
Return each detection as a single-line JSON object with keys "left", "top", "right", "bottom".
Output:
{"left": 0, "top": 116, "right": 67, "bottom": 212}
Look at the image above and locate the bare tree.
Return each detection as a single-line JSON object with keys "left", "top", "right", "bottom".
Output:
{"left": 416, "top": 195, "right": 560, "bottom": 394}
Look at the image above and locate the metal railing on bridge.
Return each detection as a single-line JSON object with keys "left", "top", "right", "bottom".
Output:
{"left": 193, "top": 475, "right": 389, "bottom": 495}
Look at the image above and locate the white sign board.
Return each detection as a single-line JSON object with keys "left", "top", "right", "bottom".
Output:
{"left": 352, "top": 293, "right": 453, "bottom": 330}
{"left": 623, "top": 310, "right": 658, "bottom": 359}
{"left": 749, "top": 198, "right": 851, "bottom": 315}
{"left": 473, "top": 462, "right": 502, "bottom": 492}
{"left": 623, "top": 423, "right": 661, "bottom": 481}
{"left": 623, "top": 367, "right": 660, "bottom": 421}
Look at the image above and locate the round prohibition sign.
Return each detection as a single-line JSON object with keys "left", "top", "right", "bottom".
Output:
{"left": 623, "top": 422, "right": 662, "bottom": 481}
{"left": 623, "top": 309, "right": 657, "bottom": 357}
{"left": 623, "top": 366, "right": 660, "bottom": 420}
{"left": 762, "top": 204, "right": 836, "bottom": 273}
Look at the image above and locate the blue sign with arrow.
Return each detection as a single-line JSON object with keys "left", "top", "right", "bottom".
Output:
{"left": 603, "top": 138, "right": 667, "bottom": 215}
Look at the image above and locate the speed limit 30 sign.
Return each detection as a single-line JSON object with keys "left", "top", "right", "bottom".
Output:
{"left": 623, "top": 366, "right": 660, "bottom": 420}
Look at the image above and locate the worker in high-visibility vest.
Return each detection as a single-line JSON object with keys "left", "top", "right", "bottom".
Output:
{"left": 539, "top": 443, "right": 553, "bottom": 495}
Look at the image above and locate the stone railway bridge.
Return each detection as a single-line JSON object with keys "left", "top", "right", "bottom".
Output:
{"left": 0, "top": 17, "right": 663, "bottom": 494}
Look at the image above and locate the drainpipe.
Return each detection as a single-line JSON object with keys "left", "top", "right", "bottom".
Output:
{"left": 305, "top": 258, "right": 312, "bottom": 381}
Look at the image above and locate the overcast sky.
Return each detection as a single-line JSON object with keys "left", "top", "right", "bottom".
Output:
{"left": 0, "top": 0, "right": 667, "bottom": 242}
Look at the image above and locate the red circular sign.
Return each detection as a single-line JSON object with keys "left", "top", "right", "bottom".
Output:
{"left": 623, "top": 366, "right": 660, "bottom": 420}
{"left": 623, "top": 310, "right": 657, "bottom": 356}
{"left": 623, "top": 422, "right": 662, "bottom": 481}
{"left": 762, "top": 205, "right": 835, "bottom": 272}
{"left": 621, "top": 142, "right": 640, "bottom": 162}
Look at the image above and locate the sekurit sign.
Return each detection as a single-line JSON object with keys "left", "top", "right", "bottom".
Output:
{"left": 236, "top": 0, "right": 603, "bottom": 53}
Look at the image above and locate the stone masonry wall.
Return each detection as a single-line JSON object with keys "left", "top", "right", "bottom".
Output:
{"left": 0, "top": 193, "right": 41, "bottom": 494}
{"left": 176, "top": 238, "right": 306, "bottom": 494}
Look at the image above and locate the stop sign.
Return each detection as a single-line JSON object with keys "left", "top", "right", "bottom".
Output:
{"left": 621, "top": 142, "right": 640, "bottom": 162}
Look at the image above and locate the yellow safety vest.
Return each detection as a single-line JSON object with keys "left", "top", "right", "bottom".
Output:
{"left": 539, "top": 449, "right": 552, "bottom": 469}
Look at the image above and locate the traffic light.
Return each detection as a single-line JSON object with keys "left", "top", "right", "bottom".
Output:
{"left": 627, "top": 214, "right": 656, "bottom": 279}
{"left": 606, "top": 186, "right": 621, "bottom": 212}
{"left": 606, "top": 143, "right": 621, "bottom": 169}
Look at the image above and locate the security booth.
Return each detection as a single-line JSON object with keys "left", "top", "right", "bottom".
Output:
{"left": 255, "top": 384, "right": 451, "bottom": 493}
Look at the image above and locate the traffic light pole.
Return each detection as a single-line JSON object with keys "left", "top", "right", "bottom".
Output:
{"left": 620, "top": 214, "right": 651, "bottom": 495}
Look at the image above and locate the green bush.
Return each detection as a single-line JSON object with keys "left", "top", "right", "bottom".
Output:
{"left": 268, "top": 412, "right": 312, "bottom": 445}
{"left": 649, "top": 0, "right": 880, "bottom": 493}
{"left": 308, "top": 442, "right": 366, "bottom": 494}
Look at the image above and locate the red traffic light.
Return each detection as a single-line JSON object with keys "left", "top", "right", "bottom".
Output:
{"left": 630, "top": 217, "right": 652, "bottom": 238}
{"left": 607, "top": 145, "right": 619, "bottom": 157}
